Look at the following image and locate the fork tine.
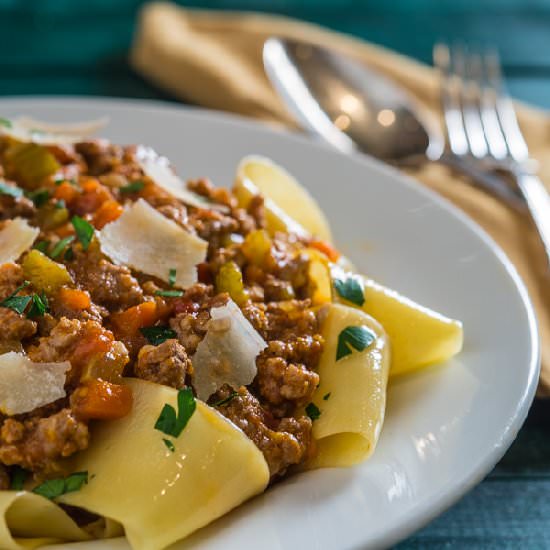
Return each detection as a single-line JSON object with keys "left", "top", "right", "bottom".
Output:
{"left": 485, "top": 49, "right": 529, "bottom": 163}
{"left": 456, "top": 46, "right": 489, "bottom": 159}
{"left": 433, "top": 42, "right": 469, "bottom": 156}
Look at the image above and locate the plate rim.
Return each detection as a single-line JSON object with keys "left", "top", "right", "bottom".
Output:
{"left": 0, "top": 96, "right": 541, "bottom": 548}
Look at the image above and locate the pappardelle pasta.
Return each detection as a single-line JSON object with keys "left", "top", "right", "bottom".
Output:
{"left": 0, "top": 118, "right": 463, "bottom": 550}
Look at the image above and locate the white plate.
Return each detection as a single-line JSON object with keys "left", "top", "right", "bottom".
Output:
{"left": 0, "top": 98, "right": 539, "bottom": 550}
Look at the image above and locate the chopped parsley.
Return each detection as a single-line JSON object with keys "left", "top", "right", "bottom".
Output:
{"left": 120, "top": 180, "right": 145, "bottom": 194}
{"left": 26, "top": 189, "right": 50, "bottom": 208}
{"left": 0, "top": 117, "right": 12, "bottom": 128}
{"left": 71, "top": 216, "right": 94, "bottom": 250}
{"left": 336, "top": 326, "right": 376, "bottom": 361}
{"left": 168, "top": 268, "right": 176, "bottom": 287}
{"left": 34, "top": 240, "right": 50, "bottom": 254}
{"left": 140, "top": 325, "right": 177, "bottom": 346}
{"left": 0, "top": 281, "right": 32, "bottom": 314}
{"left": 154, "top": 289, "right": 184, "bottom": 298}
{"left": 27, "top": 292, "right": 48, "bottom": 318}
{"left": 155, "top": 387, "right": 196, "bottom": 438}
{"left": 212, "top": 391, "right": 239, "bottom": 407}
{"left": 64, "top": 246, "right": 75, "bottom": 261}
{"left": 49, "top": 235, "right": 75, "bottom": 259}
{"left": 163, "top": 438, "right": 175, "bottom": 452}
{"left": 0, "top": 181, "right": 23, "bottom": 198}
{"left": 10, "top": 466, "right": 28, "bottom": 490}
{"left": 32, "top": 471, "right": 88, "bottom": 500}
{"left": 323, "top": 392, "right": 331, "bottom": 401}
{"left": 334, "top": 274, "right": 365, "bottom": 306}
{"left": 305, "top": 402, "right": 321, "bottom": 421}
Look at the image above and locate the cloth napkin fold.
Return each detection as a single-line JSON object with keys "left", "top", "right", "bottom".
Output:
{"left": 131, "top": 2, "right": 550, "bottom": 393}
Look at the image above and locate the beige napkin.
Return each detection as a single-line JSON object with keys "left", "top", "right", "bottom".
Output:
{"left": 131, "top": 2, "right": 550, "bottom": 393}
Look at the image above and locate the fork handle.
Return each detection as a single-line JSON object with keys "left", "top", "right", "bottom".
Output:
{"left": 515, "top": 172, "right": 550, "bottom": 268}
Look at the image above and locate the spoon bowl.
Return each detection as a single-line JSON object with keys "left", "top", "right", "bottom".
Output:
{"left": 263, "top": 37, "right": 443, "bottom": 163}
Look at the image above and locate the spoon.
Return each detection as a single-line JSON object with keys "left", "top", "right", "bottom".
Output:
{"left": 263, "top": 37, "right": 523, "bottom": 207}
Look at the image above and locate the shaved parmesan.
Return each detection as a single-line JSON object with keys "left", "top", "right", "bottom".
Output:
{"left": 192, "top": 299, "right": 267, "bottom": 400}
{"left": 0, "top": 218, "right": 39, "bottom": 265}
{"left": 136, "top": 146, "right": 220, "bottom": 210}
{"left": 0, "top": 352, "right": 70, "bottom": 415}
{"left": 98, "top": 199, "right": 207, "bottom": 288}
{"left": 0, "top": 116, "right": 108, "bottom": 145}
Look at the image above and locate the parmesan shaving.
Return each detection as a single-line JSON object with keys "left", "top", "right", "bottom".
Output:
{"left": 0, "top": 352, "right": 70, "bottom": 415}
{"left": 98, "top": 199, "right": 207, "bottom": 288}
{"left": 192, "top": 299, "right": 267, "bottom": 400}
{"left": 136, "top": 146, "right": 222, "bottom": 210}
{"left": 0, "top": 116, "right": 108, "bottom": 145}
{"left": 0, "top": 218, "right": 39, "bottom": 265}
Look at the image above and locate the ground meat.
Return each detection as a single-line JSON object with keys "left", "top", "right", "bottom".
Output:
{"left": 0, "top": 308, "right": 37, "bottom": 342}
{"left": 187, "top": 178, "right": 236, "bottom": 208}
{"left": 247, "top": 195, "right": 266, "bottom": 229}
{"left": 0, "top": 194, "right": 36, "bottom": 220}
{"left": 263, "top": 275, "right": 295, "bottom": 302}
{"left": 0, "top": 464, "right": 9, "bottom": 490}
{"left": 214, "top": 386, "right": 313, "bottom": 477}
{"left": 27, "top": 317, "right": 83, "bottom": 363}
{"left": 188, "top": 208, "right": 239, "bottom": 252}
{"left": 49, "top": 294, "right": 105, "bottom": 324}
{"left": 0, "top": 409, "right": 89, "bottom": 475}
{"left": 134, "top": 339, "right": 191, "bottom": 389}
{"left": 70, "top": 249, "right": 143, "bottom": 310}
{"left": 75, "top": 140, "right": 124, "bottom": 175}
{"left": 0, "top": 263, "right": 25, "bottom": 299}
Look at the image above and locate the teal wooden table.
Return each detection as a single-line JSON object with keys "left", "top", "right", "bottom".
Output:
{"left": 1, "top": 1, "right": 549, "bottom": 548}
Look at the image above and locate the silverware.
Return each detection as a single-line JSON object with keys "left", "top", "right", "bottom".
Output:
{"left": 263, "top": 36, "right": 523, "bottom": 209}
{"left": 434, "top": 43, "right": 550, "bottom": 267}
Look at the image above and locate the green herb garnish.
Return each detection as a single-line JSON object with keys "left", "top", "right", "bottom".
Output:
{"left": 323, "top": 392, "right": 331, "bottom": 401}
{"left": 212, "top": 391, "right": 239, "bottom": 407}
{"left": 0, "top": 117, "right": 12, "bottom": 128}
{"left": 64, "top": 247, "right": 75, "bottom": 261}
{"left": 334, "top": 274, "right": 365, "bottom": 306}
{"left": 305, "top": 402, "right": 321, "bottom": 421}
{"left": 336, "top": 326, "right": 376, "bottom": 361}
{"left": 154, "top": 289, "right": 184, "bottom": 298}
{"left": 34, "top": 240, "right": 50, "bottom": 254}
{"left": 168, "top": 268, "right": 176, "bottom": 287}
{"left": 0, "top": 181, "right": 23, "bottom": 198}
{"left": 162, "top": 438, "right": 175, "bottom": 452}
{"left": 54, "top": 199, "right": 65, "bottom": 209}
{"left": 140, "top": 325, "right": 177, "bottom": 346}
{"left": 32, "top": 471, "right": 88, "bottom": 500}
{"left": 27, "top": 292, "right": 48, "bottom": 318}
{"left": 0, "top": 281, "right": 32, "bottom": 314}
{"left": 155, "top": 387, "right": 196, "bottom": 438}
{"left": 71, "top": 216, "right": 94, "bottom": 251}
{"left": 10, "top": 466, "right": 28, "bottom": 490}
{"left": 49, "top": 236, "right": 75, "bottom": 259}
{"left": 120, "top": 180, "right": 145, "bottom": 194}
{"left": 26, "top": 189, "right": 50, "bottom": 207}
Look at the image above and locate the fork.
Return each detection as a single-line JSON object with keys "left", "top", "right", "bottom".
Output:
{"left": 434, "top": 42, "right": 550, "bottom": 268}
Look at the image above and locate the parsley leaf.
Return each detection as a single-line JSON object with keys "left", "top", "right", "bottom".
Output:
{"left": 168, "top": 268, "right": 176, "bottom": 287}
{"left": 71, "top": 216, "right": 94, "bottom": 251}
{"left": 0, "top": 117, "right": 12, "bottom": 128}
{"left": 334, "top": 274, "right": 365, "bottom": 306}
{"left": 305, "top": 402, "right": 321, "bottom": 421}
{"left": 49, "top": 236, "right": 75, "bottom": 259}
{"left": 336, "top": 326, "right": 376, "bottom": 361}
{"left": 212, "top": 391, "right": 239, "bottom": 407}
{"left": 27, "top": 292, "right": 48, "bottom": 318}
{"left": 154, "top": 289, "right": 184, "bottom": 298}
{"left": 34, "top": 240, "right": 50, "bottom": 254}
{"left": 163, "top": 438, "right": 175, "bottom": 452}
{"left": 140, "top": 325, "right": 177, "bottom": 346}
{"left": 10, "top": 466, "right": 28, "bottom": 490}
{"left": 0, "top": 181, "right": 23, "bottom": 198}
{"left": 64, "top": 247, "right": 75, "bottom": 261}
{"left": 323, "top": 392, "right": 331, "bottom": 401}
{"left": 154, "top": 387, "right": 196, "bottom": 438}
{"left": 120, "top": 180, "right": 145, "bottom": 194}
{"left": 26, "top": 189, "right": 50, "bottom": 208}
{"left": 32, "top": 471, "right": 88, "bottom": 500}
{"left": 0, "top": 281, "right": 32, "bottom": 314}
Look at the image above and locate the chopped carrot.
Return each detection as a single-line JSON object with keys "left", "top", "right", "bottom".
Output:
{"left": 73, "top": 179, "right": 114, "bottom": 215}
{"left": 72, "top": 380, "right": 133, "bottom": 420}
{"left": 54, "top": 181, "right": 79, "bottom": 205}
{"left": 310, "top": 239, "right": 340, "bottom": 262}
{"left": 110, "top": 301, "right": 158, "bottom": 336}
{"left": 53, "top": 222, "right": 75, "bottom": 238}
{"left": 71, "top": 326, "right": 114, "bottom": 372}
{"left": 93, "top": 200, "right": 123, "bottom": 229}
{"left": 58, "top": 287, "right": 91, "bottom": 310}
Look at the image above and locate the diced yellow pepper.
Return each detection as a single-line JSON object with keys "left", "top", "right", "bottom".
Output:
{"left": 215, "top": 262, "right": 249, "bottom": 306}
{"left": 4, "top": 143, "right": 60, "bottom": 188}
{"left": 305, "top": 248, "right": 332, "bottom": 305}
{"left": 36, "top": 204, "right": 69, "bottom": 230}
{"left": 22, "top": 250, "right": 73, "bottom": 295}
{"left": 242, "top": 229, "right": 272, "bottom": 266}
